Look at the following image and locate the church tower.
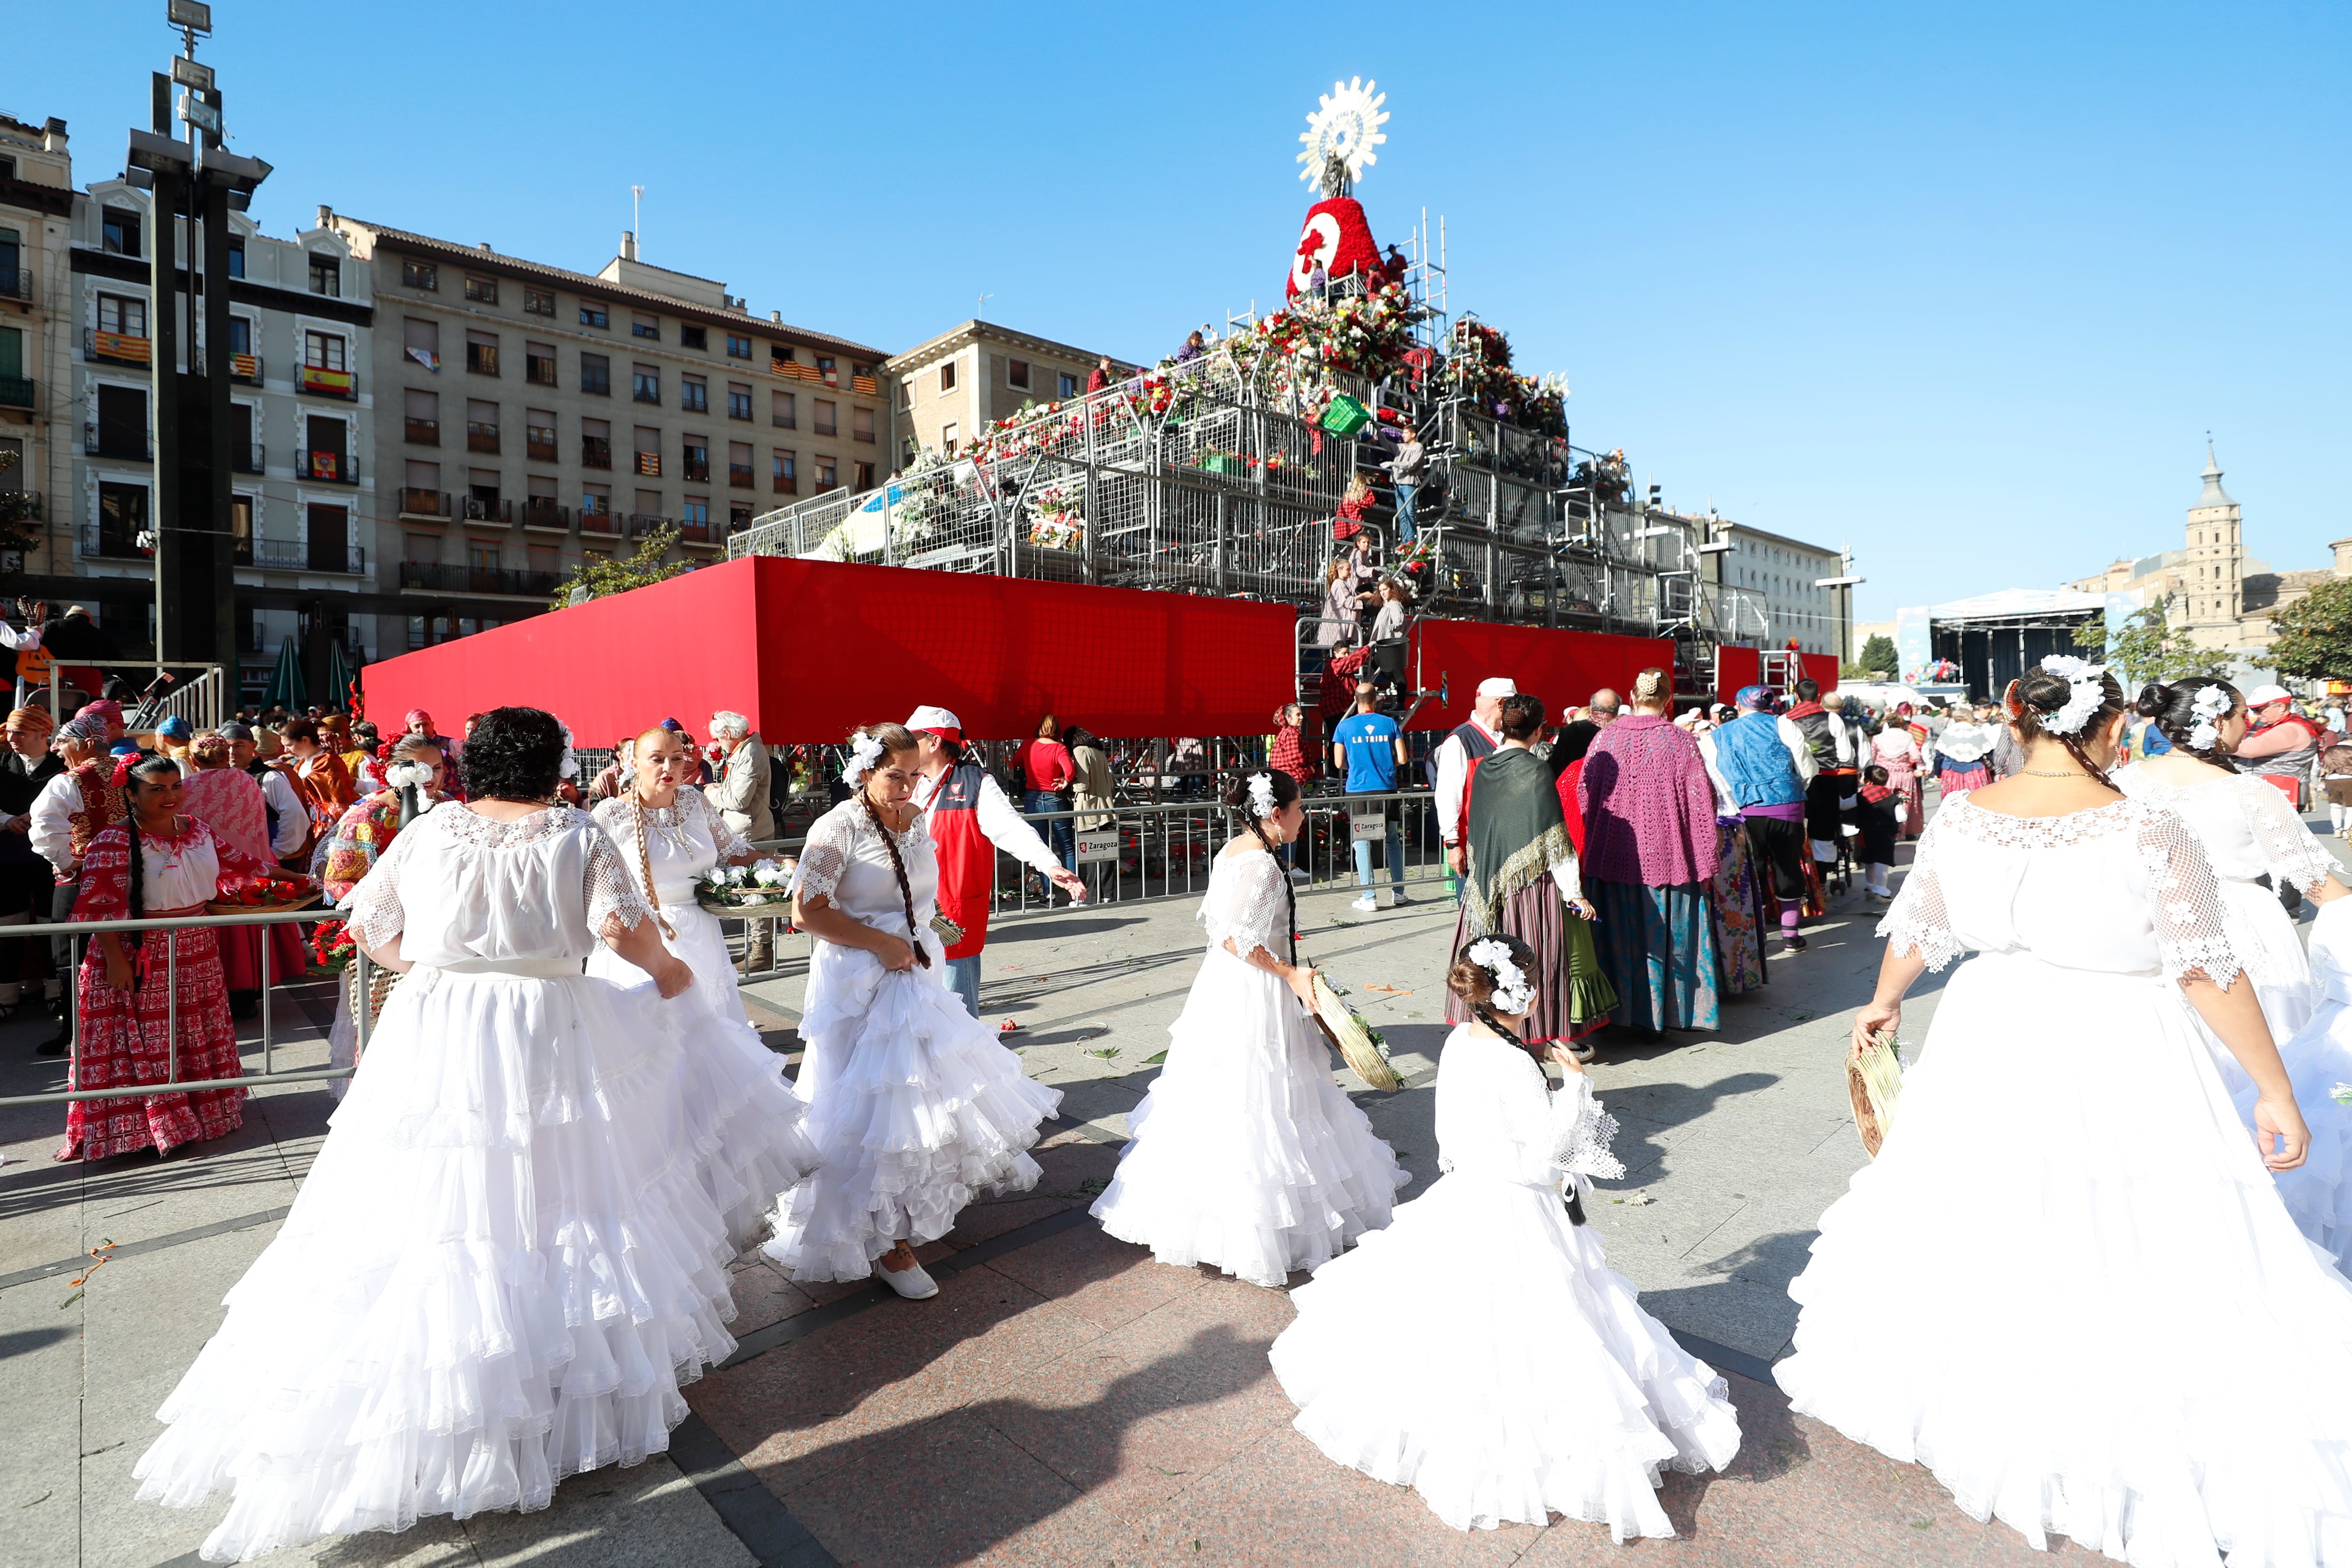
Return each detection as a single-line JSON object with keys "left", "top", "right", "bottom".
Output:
{"left": 2183, "top": 443, "right": 2243, "bottom": 633}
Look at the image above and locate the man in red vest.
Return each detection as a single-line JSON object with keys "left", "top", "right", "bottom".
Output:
{"left": 906, "top": 705, "right": 1088, "bottom": 1019}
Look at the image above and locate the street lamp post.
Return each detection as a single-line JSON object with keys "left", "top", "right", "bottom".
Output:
{"left": 1816, "top": 553, "right": 1866, "bottom": 670}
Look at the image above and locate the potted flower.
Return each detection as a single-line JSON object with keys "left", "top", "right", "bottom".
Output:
{"left": 694, "top": 858, "right": 795, "bottom": 913}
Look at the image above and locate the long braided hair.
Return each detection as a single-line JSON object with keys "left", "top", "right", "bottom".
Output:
{"left": 1227, "top": 768, "right": 1301, "bottom": 966}
{"left": 625, "top": 725, "right": 684, "bottom": 939}
{"left": 2008, "top": 664, "right": 2127, "bottom": 794}
{"left": 1446, "top": 934, "right": 1546, "bottom": 1065}
{"left": 850, "top": 723, "right": 929, "bottom": 969}
{"left": 2136, "top": 678, "right": 2242, "bottom": 771}
{"left": 119, "top": 756, "right": 186, "bottom": 951}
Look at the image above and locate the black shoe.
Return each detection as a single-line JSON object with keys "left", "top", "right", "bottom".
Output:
{"left": 36, "top": 1028, "right": 68, "bottom": 1057}
{"left": 1782, "top": 934, "right": 1808, "bottom": 954}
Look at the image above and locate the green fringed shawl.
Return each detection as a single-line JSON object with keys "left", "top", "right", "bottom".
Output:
{"left": 1463, "top": 746, "right": 1577, "bottom": 938}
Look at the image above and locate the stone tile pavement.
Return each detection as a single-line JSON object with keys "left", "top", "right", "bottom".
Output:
{"left": 6, "top": 812, "right": 2343, "bottom": 1565}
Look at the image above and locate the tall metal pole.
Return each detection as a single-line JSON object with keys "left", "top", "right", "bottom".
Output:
{"left": 198, "top": 86, "right": 236, "bottom": 675}
{"left": 147, "top": 72, "right": 181, "bottom": 668}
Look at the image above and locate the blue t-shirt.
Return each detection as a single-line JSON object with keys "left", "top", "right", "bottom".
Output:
{"left": 1333, "top": 712, "right": 1402, "bottom": 792}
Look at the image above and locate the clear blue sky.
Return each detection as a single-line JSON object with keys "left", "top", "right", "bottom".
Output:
{"left": 14, "top": 1, "right": 2346, "bottom": 622}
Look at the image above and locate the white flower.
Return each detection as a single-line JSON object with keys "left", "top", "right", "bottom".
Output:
{"left": 752, "top": 859, "right": 787, "bottom": 887}
{"left": 1465, "top": 938, "right": 1535, "bottom": 1013}
{"left": 2036, "top": 654, "right": 2108, "bottom": 736}
{"left": 1247, "top": 772, "right": 1278, "bottom": 820}
{"left": 842, "top": 732, "right": 885, "bottom": 783}
{"left": 384, "top": 760, "right": 434, "bottom": 790}
{"left": 725, "top": 865, "right": 750, "bottom": 886}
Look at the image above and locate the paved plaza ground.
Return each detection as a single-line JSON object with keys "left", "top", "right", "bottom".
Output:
{"left": 5, "top": 807, "right": 2343, "bottom": 1567}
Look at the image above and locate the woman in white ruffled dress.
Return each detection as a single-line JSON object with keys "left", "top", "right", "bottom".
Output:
{"left": 763, "top": 723, "right": 1061, "bottom": 1300}
{"left": 1784, "top": 659, "right": 2352, "bottom": 1568}
{"left": 133, "top": 707, "right": 771, "bottom": 1564}
{"left": 2117, "top": 676, "right": 2352, "bottom": 1267}
{"left": 1272, "top": 934, "right": 1740, "bottom": 1536}
{"left": 1090, "top": 768, "right": 1407, "bottom": 1287}
{"left": 590, "top": 723, "right": 814, "bottom": 1252}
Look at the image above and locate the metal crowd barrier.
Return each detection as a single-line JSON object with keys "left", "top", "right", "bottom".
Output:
{"left": 0, "top": 905, "right": 374, "bottom": 1108}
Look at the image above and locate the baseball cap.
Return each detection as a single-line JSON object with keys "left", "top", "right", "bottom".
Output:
{"left": 906, "top": 705, "right": 963, "bottom": 739}
{"left": 1475, "top": 677, "right": 1517, "bottom": 699}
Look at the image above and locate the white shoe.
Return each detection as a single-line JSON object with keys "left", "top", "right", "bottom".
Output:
{"left": 1350, "top": 894, "right": 1378, "bottom": 912}
{"left": 1287, "top": 866, "right": 1311, "bottom": 882}
{"left": 874, "top": 1257, "right": 938, "bottom": 1299}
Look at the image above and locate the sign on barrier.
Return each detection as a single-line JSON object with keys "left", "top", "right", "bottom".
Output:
{"left": 1074, "top": 829, "right": 1120, "bottom": 864}
{"left": 1349, "top": 810, "right": 1385, "bottom": 842}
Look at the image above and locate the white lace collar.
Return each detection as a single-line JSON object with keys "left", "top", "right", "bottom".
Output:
{"left": 1938, "top": 794, "right": 2150, "bottom": 844}
{"left": 436, "top": 801, "right": 585, "bottom": 847}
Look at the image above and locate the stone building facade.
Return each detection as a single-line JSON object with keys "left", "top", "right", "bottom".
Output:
{"left": 0, "top": 115, "right": 75, "bottom": 591}
{"left": 886, "top": 320, "right": 1125, "bottom": 461}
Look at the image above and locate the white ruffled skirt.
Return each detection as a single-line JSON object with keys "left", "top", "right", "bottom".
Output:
{"left": 1271, "top": 1164, "right": 1740, "bottom": 1535}
{"left": 1780, "top": 950, "right": 2352, "bottom": 1568}
{"left": 1089, "top": 944, "right": 1408, "bottom": 1288}
{"left": 762, "top": 929, "right": 1061, "bottom": 1283}
{"left": 133, "top": 966, "right": 750, "bottom": 1564}
{"left": 588, "top": 898, "right": 817, "bottom": 1251}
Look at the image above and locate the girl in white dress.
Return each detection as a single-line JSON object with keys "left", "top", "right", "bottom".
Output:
{"left": 1090, "top": 768, "right": 1407, "bottom": 1287}
{"left": 1271, "top": 934, "right": 1741, "bottom": 1537}
{"left": 590, "top": 724, "right": 816, "bottom": 1252}
{"left": 133, "top": 708, "right": 755, "bottom": 1564}
{"left": 1784, "top": 659, "right": 2352, "bottom": 1568}
{"left": 763, "top": 723, "right": 1061, "bottom": 1300}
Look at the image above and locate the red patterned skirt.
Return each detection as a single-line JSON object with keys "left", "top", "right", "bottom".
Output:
{"left": 59, "top": 926, "right": 246, "bottom": 1161}
{"left": 215, "top": 920, "right": 310, "bottom": 992}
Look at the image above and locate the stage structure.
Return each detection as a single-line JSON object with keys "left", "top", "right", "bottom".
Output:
{"left": 730, "top": 80, "right": 1826, "bottom": 705}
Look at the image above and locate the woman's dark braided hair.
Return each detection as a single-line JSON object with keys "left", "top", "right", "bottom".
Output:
{"left": 851, "top": 723, "right": 930, "bottom": 969}
{"left": 2136, "top": 678, "right": 2242, "bottom": 771}
{"left": 1446, "top": 934, "right": 1545, "bottom": 1065}
{"left": 120, "top": 756, "right": 186, "bottom": 948}
{"left": 2008, "top": 664, "right": 2128, "bottom": 794}
{"left": 1225, "top": 768, "right": 1302, "bottom": 965}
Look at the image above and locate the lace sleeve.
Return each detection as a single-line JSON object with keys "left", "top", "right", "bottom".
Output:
{"left": 1877, "top": 811, "right": 1963, "bottom": 971}
{"left": 2241, "top": 776, "right": 2338, "bottom": 898}
{"left": 343, "top": 822, "right": 415, "bottom": 951}
{"left": 2134, "top": 803, "right": 2243, "bottom": 990}
{"left": 1494, "top": 1048, "right": 1624, "bottom": 1187}
{"left": 791, "top": 806, "right": 858, "bottom": 903}
{"left": 582, "top": 817, "right": 655, "bottom": 939}
{"left": 691, "top": 787, "right": 757, "bottom": 862}
{"left": 1200, "top": 851, "right": 1287, "bottom": 957}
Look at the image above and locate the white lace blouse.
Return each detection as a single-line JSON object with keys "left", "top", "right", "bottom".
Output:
{"left": 591, "top": 787, "right": 754, "bottom": 908}
{"left": 1878, "top": 796, "right": 2240, "bottom": 987}
{"left": 790, "top": 797, "right": 936, "bottom": 939}
{"left": 344, "top": 802, "right": 652, "bottom": 966}
{"left": 1434, "top": 1025, "right": 1625, "bottom": 1191}
{"left": 2113, "top": 765, "right": 2337, "bottom": 896}
{"left": 1199, "top": 847, "right": 1291, "bottom": 961}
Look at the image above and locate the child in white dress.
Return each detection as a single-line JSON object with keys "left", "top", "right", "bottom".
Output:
{"left": 1271, "top": 934, "right": 1741, "bottom": 1536}
{"left": 1091, "top": 768, "right": 1406, "bottom": 1286}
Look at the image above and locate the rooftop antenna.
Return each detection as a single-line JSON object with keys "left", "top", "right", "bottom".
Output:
{"left": 977, "top": 291, "right": 994, "bottom": 318}
{"left": 630, "top": 183, "right": 644, "bottom": 245}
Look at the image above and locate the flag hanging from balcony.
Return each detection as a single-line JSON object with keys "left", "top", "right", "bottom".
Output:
{"left": 406, "top": 347, "right": 439, "bottom": 372}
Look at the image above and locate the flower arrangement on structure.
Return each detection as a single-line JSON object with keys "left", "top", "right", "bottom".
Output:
{"left": 1024, "top": 477, "right": 1086, "bottom": 551}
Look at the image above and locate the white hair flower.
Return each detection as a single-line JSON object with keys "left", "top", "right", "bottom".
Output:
{"left": 2187, "top": 683, "right": 2233, "bottom": 751}
{"left": 384, "top": 760, "right": 435, "bottom": 791}
{"left": 556, "top": 724, "right": 580, "bottom": 780}
{"left": 1465, "top": 937, "right": 1536, "bottom": 1013}
{"left": 2036, "top": 654, "right": 2109, "bottom": 736}
{"left": 842, "top": 732, "right": 885, "bottom": 783}
{"left": 1247, "top": 771, "right": 1278, "bottom": 820}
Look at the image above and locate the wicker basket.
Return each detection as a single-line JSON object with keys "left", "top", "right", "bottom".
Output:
{"left": 347, "top": 961, "right": 400, "bottom": 1029}
{"left": 692, "top": 887, "right": 794, "bottom": 914}
{"left": 1847, "top": 1030, "right": 1904, "bottom": 1157}
{"left": 1309, "top": 975, "right": 1403, "bottom": 1093}
{"left": 205, "top": 888, "right": 322, "bottom": 917}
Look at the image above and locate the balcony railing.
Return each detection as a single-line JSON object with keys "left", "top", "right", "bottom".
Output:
{"left": 582, "top": 437, "right": 612, "bottom": 469}
{"left": 84, "top": 428, "right": 153, "bottom": 461}
{"left": 466, "top": 425, "right": 501, "bottom": 453}
{"left": 76, "top": 522, "right": 149, "bottom": 561}
{"left": 230, "top": 442, "right": 264, "bottom": 474}
{"left": 682, "top": 459, "right": 709, "bottom": 483}
{"left": 626, "top": 512, "right": 671, "bottom": 539}
{"left": 405, "top": 417, "right": 439, "bottom": 446}
{"left": 466, "top": 346, "right": 500, "bottom": 377}
{"left": 728, "top": 464, "right": 755, "bottom": 489}
{"left": 399, "top": 561, "right": 558, "bottom": 597}
{"left": 635, "top": 452, "right": 660, "bottom": 477}
{"left": 813, "top": 421, "right": 837, "bottom": 438}
{"left": 851, "top": 374, "right": 878, "bottom": 396}
{"left": 526, "top": 357, "right": 557, "bottom": 387}
{"left": 578, "top": 508, "right": 623, "bottom": 536}
{"left": 398, "top": 487, "right": 451, "bottom": 519}
{"left": 249, "top": 539, "right": 367, "bottom": 574}
{"left": 460, "top": 495, "right": 509, "bottom": 524}
{"left": 303, "top": 450, "right": 357, "bottom": 484}
{"left": 519, "top": 500, "right": 570, "bottom": 531}
{"left": 0, "top": 375, "right": 32, "bottom": 410}
{"left": 772, "top": 475, "right": 797, "bottom": 494}
{"left": 0, "top": 266, "right": 30, "bottom": 303}
{"left": 230, "top": 353, "right": 262, "bottom": 385}
{"left": 526, "top": 438, "right": 558, "bottom": 462}
{"left": 675, "top": 519, "right": 721, "bottom": 546}
{"left": 85, "top": 327, "right": 152, "bottom": 365}
{"left": 298, "top": 364, "right": 357, "bottom": 400}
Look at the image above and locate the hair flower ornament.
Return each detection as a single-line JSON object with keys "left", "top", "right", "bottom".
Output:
{"left": 1246, "top": 771, "right": 1278, "bottom": 820}
{"left": 2188, "top": 683, "right": 2233, "bottom": 752}
{"left": 2036, "top": 654, "right": 2109, "bottom": 736}
{"left": 384, "top": 760, "right": 435, "bottom": 791}
{"left": 842, "top": 732, "right": 884, "bottom": 783}
{"left": 556, "top": 724, "right": 580, "bottom": 780}
{"left": 1465, "top": 937, "right": 1536, "bottom": 1013}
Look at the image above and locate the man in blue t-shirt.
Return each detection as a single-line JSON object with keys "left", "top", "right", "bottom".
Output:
{"left": 1329, "top": 682, "right": 1410, "bottom": 912}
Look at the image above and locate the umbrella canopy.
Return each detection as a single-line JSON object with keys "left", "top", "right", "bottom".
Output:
{"left": 326, "top": 639, "right": 354, "bottom": 715}
{"left": 264, "top": 636, "right": 307, "bottom": 711}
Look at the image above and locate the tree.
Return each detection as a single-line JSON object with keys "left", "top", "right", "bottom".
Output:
{"left": 1855, "top": 634, "right": 1898, "bottom": 679}
{"left": 2070, "top": 594, "right": 2230, "bottom": 689}
{"left": 2263, "top": 577, "right": 2352, "bottom": 682}
{"left": 548, "top": 524, "right": 690, "bottom": 611}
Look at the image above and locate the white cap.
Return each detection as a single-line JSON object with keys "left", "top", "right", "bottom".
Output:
{"left": 2245, "top": 684, "right": 2295, "bottom": 707}
{"left": 905, "top": 704, "right": 963, "bottom": 734}
{"left": 1475, "top": 677, "right": 1518, "bottom": 699}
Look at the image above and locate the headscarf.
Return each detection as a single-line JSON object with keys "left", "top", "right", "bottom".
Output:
{"left": 1463, "top": 746, "right": 1577, "bottom": 938}
{"left": 1735, "top": 685, "right": 1773, "bottom": 711}
{"left": 78, "top": 700, "right": 123, "bottom": 724}
{"left": 157, "top": 714, "right": 194, "bottom": 742}
{"left": 6, "top": 706, "right": 54, "bottom": 736}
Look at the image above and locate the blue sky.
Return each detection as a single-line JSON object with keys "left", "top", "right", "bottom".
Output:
{"left": 13, "top": 1, "right": 2346, "bottom": 622}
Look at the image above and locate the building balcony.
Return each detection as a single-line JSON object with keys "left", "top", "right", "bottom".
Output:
{"left": 581, "top": 438, "right": 612, "bottom": 470}
{"left": 519, "top": 500, "right": 570, "bottom": 532}
{"left": 230, "top": 441, "right": 264, "bottom": 474}
{"left": 812, "top": 422, "right": 838, "bottom": 438}
{"left": 400, "top": 561, "right": 557, "bottom": 598}
{"left": 83, "top": 428, "right": 152, "bottom": 461}
{"left": 682, "top": 460, "right": 709, "bottom": 483}
{"left": 85, "top": 327, "right": 152, "bottom": 366}
{"left": 526, "top": 438, "right": 558, "bottom": 463}
{"left": 578, "top": 508, "right": 623, "bottom": 537}
{"left": 626, "top": 512, "right": 670, "bottom": 539}
{"left": 249, "top": 539, "right": 367, "bottom": 575}
{"left": 0, "top": 266, "right": 30, "bottom": 303}
{"left": 634, "top": 452, "right": 660, "bottom": 477}
{"left": 466, "top": 347, "right": 500, "bottom": 377}
{"left": 405, "top": 416, "right": 439, "bottom": 446}
{"left": 230, "top": 353, "right": 262, "bottom": 385}
{"left": 303, "top": 450, "right": 357, "bottom": 484}
{"left": 298, "top": 364, "right": 358, "bottom": 400}
{"left": 853, "top": 429, "right": 874, "bottom": 444}
{"left": 76, "top": 522, "right": 149, "bottom": 561}
{"left": 727, "top": 464, "right": 754, "bottom": 489}
{"left": 460, "top": 495, "right": 510, "bottom": 525}
{"left": 675, "top": 519, "right": 723, "bottom": 549}
{"left": 851, "top": 374, "right": 878, "bottom": 396}
{"left": 398, "top": 487, "right": 451, "bottom": 520}
{"left": 772, "top": 475, "right": 796, "bottom": 495}
{"left": 0, "top": 375, "right": 32, "bottom": 411}
{"left": 466, "top": 426, "right": 500, "bottom": 454}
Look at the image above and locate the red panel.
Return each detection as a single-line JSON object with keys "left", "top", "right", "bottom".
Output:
{"left": 1402, "top": 622, "right": 1676, "bottom": 733}
{"left": 1802, "top": 653, "right": 1841, "bottom": 696}
{"left": 360, "top": 557, "right": 1300, "bottom": 746}
{"left": 1710, "top": 647, "right": 1842, "bottom": 707}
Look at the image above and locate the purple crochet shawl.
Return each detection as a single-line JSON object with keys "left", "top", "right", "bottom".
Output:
{"left": 1576, "top": 713, "right": 1720, "bottom": 887}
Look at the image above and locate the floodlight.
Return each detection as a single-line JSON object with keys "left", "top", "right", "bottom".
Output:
{"left": 167, "top": 0, "right": 212, "bottom": 32}
{"left": 169, "top": 55, "right": 214, "bottom": 91}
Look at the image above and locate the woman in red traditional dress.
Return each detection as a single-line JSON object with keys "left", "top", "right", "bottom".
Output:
{"left": 58, "top": 755, "right": 305, "bottom": 1162}
{"left": 273, "top": 718, "right": 354, "bottom": 866}
{"left": 178, "top": 734, "right": 307, "bottom": 1009}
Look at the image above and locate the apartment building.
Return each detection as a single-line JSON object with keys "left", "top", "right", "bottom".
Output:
{"left": 886, "top": 320, "right": 1124, "bottom": 460}
{"left": 323, "top": 215, "right": 888, "bottom": 654}
{"left": 0, "top": 114, "right": 73, "bottom": 579}
{"left": 63, "top": 180, "right": 378, "bottom": 695}
{"left": 1713, "top": 522, "right": 1850, "bottom": 658}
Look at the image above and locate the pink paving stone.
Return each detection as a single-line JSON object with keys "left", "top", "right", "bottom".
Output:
{"left": 725, "top": 1261, "right": 815, "bottom": 1335}
{"left": 979, "top": 1220, "right": 1210, "bottom": 1333}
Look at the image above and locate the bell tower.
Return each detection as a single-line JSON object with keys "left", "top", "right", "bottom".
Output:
{"left": 2183, "top": 443, "right": 2242, "bottom": 633}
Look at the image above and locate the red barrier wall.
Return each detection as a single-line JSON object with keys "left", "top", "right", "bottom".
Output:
{"left": 1710, "top": 647, "right": 1841, "bottom": 708}
{"left": 360, "top": 558, "right": 1301, "bottom": 744}
{"left": 1402, "top": 622, "right": 1677, "bottom": 732}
